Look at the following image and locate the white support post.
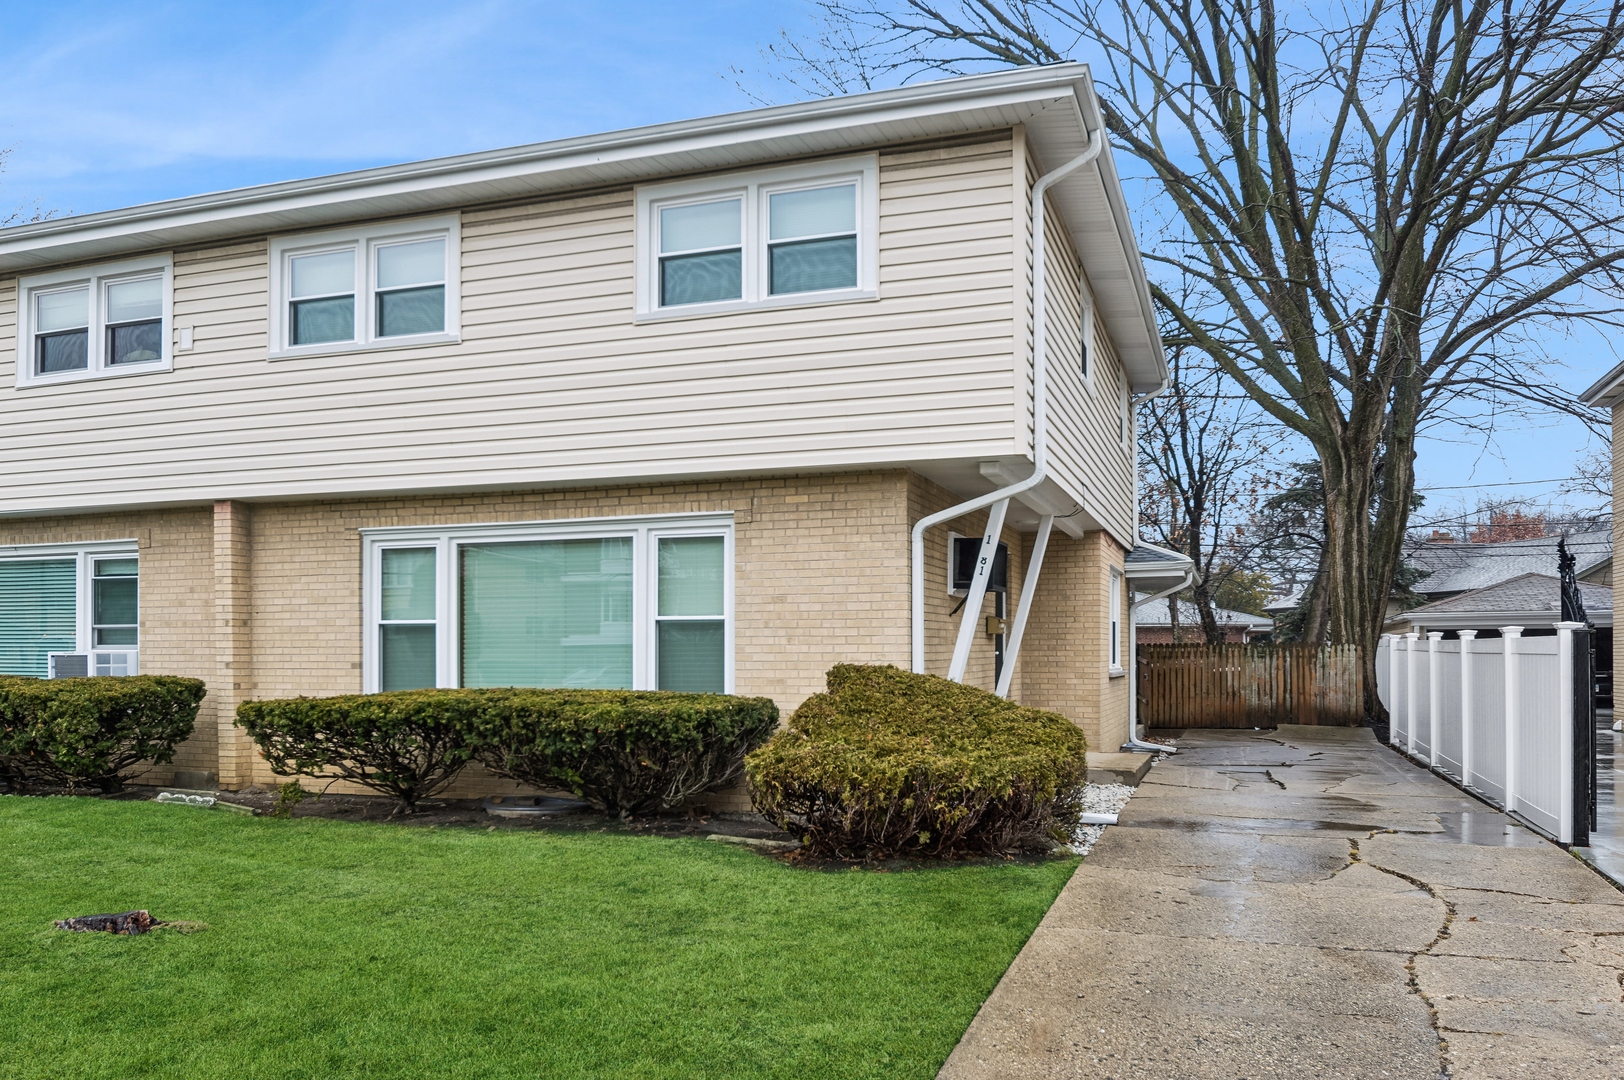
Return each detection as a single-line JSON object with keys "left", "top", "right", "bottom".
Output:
{"left": 947, "top": 498, "right": 1009, "bottom": 683}
{"left": 1383, "top": 633, "right": 1396, "bottom": 740}
{"left": 1557, "top": 621, "right": 1583, "bottom": 845}
{"left": 1427, "top": 632, "right": 1443, "bottom": 767}
{"left": 1504, "top": 626, "right": 1523, "bottom": 813}
{"left": 1405, "top": 632, "right": 1420, "bottom": 757}
{"left": 1384, "top": 634, "right": 1401, "bottom": 746}
{"left": 1459, "top": 630, "right": 1477, "bottom": 786}
{"left": 995, "top": 515, "right": 1052, "bottom": 699}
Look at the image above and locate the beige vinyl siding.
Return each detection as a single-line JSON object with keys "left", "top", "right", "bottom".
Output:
{"left": 1018, "top": 143, "right": 1137, "bottom": 546}
{"left": 0, "top": 134, "right": 1019, "bottom": 513}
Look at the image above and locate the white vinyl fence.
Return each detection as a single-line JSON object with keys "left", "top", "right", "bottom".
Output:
{"left": 1376, "top": 624, "right": 1585, "bottom": 843}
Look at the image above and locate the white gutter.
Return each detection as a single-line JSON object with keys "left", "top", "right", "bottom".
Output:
{"left": 1126, "top": 568, "right": 1193, "bottom": 753}
{"left": 910, "top": 126, "right": 1104, "bottom": 675}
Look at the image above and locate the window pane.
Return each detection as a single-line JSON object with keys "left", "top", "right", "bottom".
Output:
{"left": 377, "top": 239, "right": 446, "bottom": 289}
{"left": 95, "top": 626, "right": 138, "bottom": 646}
{"left": 381, "top": 548, "right": 437, "bottom": 621}
{"left": 0, "top": 559, "right": 77, "bottom": 677}
{"left": 660, "top": 251, "right": 742, "bottom": 306}
{"left": 381, "top": 625, "right": 437, "bottom": 691}
{"left": 37, "top": 287, "right": 88, "bottom": 332}
{"left": 769, "top": 184, "right": 856, "bottom": 240}
{"left": 377, "top": 285, "right": 446, "bottom": 337}
{"left": 460, "top": 538, "right": 633, "bottom": 689}
{"left": 291, "top": 296, "right": 355, "bottom": 345}
{"left": 106, "top": 278, "right": 162, "bottom": 323}
{"left": 657, "top": 621, "right": 724, "bottom": 692}
{"left": 37, "top": 330, "right": 88, "bottom": 373}
{"left": 290, "top": 250, "right": 355, "bottom": 299}
{"left": 769, "top": 236, "right": 857, "bottom": 295}
{"left": 94, "top": 576, "right": 138, "bottom": 628}
{"left": 96, "top": 558, "right": 139, "bottom": 577}
{"left": 660, "top": 199, "right": 741, "bottom": 253}
{"left": 658, "top": 536, "right": 724, "bottom": 617}
{"left": 109, "top": 321, "right": 163, "bottom": 365}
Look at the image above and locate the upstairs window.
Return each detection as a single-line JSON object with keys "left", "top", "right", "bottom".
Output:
{"left": 659, "top": 198, "right": 743, "bottom": 306}
{"left": 269, "top": 215, "right": 459, "bottom": 359}
{"left": 15, "top": 257, "right": 173, "bottom": 388}
{"left": 636, "top": 155, "right": 878, "bottom": 319}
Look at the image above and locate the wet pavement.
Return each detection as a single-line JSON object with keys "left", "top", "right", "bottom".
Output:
{"left": 938, "top": 725, "right": 1624, "bottom": 1079}
{"left": 1578, "top": 709, "right": 1624, "bottom": 885}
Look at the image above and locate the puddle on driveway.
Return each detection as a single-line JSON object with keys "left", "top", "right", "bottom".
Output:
{"left": 1122, "top": 817, "right": 1374, "bottom": 834}
{"left": 1396, "top": 812, "right": 1546, "bottom": 848}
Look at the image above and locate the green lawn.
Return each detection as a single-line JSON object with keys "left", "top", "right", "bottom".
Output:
{"left": 0, "top": 796, "right": 1074, "bottom": 1080}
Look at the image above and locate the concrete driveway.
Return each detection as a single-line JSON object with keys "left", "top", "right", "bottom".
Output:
{"left": 939, "top": 725, "right": 1624, "bottom": 1079}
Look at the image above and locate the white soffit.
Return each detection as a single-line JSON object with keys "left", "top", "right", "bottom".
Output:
{"left": 0, "top": 63, "right": 1167, "bottom": 391}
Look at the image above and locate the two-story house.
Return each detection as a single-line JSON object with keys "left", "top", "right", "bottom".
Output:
{"left": 0, "top": 64, "right": 1175, "bottom": 795}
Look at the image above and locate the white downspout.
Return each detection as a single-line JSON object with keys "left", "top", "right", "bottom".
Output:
{"left": 1125, "top": 570, "right": 1192, "bottom": 754}
{"left": 911, "top": 126, "right": 1104, "bottom": 676}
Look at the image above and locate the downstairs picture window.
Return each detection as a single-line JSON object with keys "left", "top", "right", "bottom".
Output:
{"left": 363, "top": 517, "right": 732, "bottom": 694}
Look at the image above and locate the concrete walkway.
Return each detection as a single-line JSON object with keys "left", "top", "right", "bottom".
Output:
{"left": 940, "top": 725, "right": 1624, "bottom": 1079}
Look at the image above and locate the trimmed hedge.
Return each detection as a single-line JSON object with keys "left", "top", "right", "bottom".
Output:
{"left": 236, "top": 690, "right": 487, "bottom": 811}
{"left": 0, "top": 675, "right": 206, "bottom": 793}
{"left": 745, "top": 664, "right": 1089, "bottom": 858}
{"left": 235, "top": 687, "right": 780, "bottom": 815}
{"left": 470, "top": 689, "right": 780, "bottom": 816}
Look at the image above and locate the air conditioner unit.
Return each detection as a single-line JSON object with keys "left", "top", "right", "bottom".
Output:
{"left": 951, "top": 536, "right": 1009, "bottom": 595}
{"left": 48, "top": 651, "right": 139, "bottom": 678}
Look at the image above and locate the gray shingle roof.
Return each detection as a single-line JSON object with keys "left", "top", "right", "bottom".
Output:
{"left": 1134, "top": 597, "right": 1273, "bottom": 629}
{"left": 1401, "top": 572, "right": 1612, "bottom": 616}
{"left": 1406, "top": 528, "right": 1611, "bottom": 596}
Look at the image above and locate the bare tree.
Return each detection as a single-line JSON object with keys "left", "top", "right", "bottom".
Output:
{"left": 1138, "top": 343, "right": 1289, "bottom": 641}
{"left": 764, "top": 0, "right": 1624, "bottom": 712}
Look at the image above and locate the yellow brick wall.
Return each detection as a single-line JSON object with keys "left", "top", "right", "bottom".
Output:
{"left": 1016, "top": 529, "right": 1128, "bottom": 750}
{"left": 0, "top": 469, "right": 1126, "bottom": 799}
{"left": 0, "top": 507, "right": 215, "bottom": 785}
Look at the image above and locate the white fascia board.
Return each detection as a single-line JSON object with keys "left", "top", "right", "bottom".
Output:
{"left": 1578, "top": 359, "right": 1624, "bottom": 408}
{"left": 1395, "top": 609, "right": 1615, "bottom": 630}
{"left": 0, "top": 67, "right": 1079, "bottom": 268}
{"left": 0, "top": 64, "right": 1166, "bottom": 395}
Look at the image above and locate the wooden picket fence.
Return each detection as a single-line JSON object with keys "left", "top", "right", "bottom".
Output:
{"left": 1137, "top": 644, "right": 1364, "bottom": 727}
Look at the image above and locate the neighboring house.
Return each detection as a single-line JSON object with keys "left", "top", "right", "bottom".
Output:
{"left": 1400, "top": 528, "right": 1612, "bottom": 612}
{"left": 0, "top": 65, "right": 1176, "bottom": 795}
{"left": 1385, "top": 573, "right": 1613, "bottom": 636}
{"left": 1133, "top": 598, "right": 1273, "bottom": 643}
{"left": 1383, "top": 573, "right": 1614, "bottom": 705}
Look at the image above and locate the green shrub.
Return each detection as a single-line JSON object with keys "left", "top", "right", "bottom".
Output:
{"left": 236, "top": 690, "right": 487, "bottom": 812}
{"left": 745, "top": 664, "right": 1089, "bottom": 859}
{"left": 470, "top": 689, "right": 781, "bottom": 816}
{"left": 0, "top": 676, "right": 206, "bottom": 793}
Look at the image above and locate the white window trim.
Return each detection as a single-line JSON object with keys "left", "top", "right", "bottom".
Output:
{"left": 1108, "top": 566, "right": 1124, "bottom": 675}
{"left": 634, "top": 155, "right": 879, "bottom": 321}
{"left": 14, "top": 256, "right": 174, "bottom": 389}
{"left": 359, "top": 512, "right": 734, "bottom": 694}
{"left": 0, "top": 539, "right": 139, "bottom": 660}
{"left": 268, "top": 214, "right": 461, "bottom": 360}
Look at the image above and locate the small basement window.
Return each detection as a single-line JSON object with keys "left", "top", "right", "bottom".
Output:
{"left": 15, "top": 257, "right": 173, "bottom": 388}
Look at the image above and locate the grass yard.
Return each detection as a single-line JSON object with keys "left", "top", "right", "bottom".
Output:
{"left": 0, "top": 796, "right": 1074, "bottom": 1080}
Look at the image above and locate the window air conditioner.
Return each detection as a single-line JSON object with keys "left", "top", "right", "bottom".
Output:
{"left": 48, "top": 651, "right": 139, "bottom": 678}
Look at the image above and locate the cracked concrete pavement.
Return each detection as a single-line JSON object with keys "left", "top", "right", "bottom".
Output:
{"left": 938, "top": 725, "right": 1624, "bottom": 1079}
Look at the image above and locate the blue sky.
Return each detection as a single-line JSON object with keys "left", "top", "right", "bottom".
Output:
{"left": 0, "top": 0, "right": 1609, "bottom": 519}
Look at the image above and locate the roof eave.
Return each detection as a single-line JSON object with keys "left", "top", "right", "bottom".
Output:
{"left": 0, "top": 64, "right": 1167, "bottom": 392}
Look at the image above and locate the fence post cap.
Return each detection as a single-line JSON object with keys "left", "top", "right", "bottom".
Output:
{"left": 1404, "top": 631, "right": 1420, "bottom": 640}
{"left": 1501, "top": 625, "right": 1524, "bottom": 637}
{"left": 1426, "top": 631, "right": 1444, "bottom": 640}
{"left": 1458, "top": 629, "right": 1478, "bottom": 639}
{"left": 1554, "top": 621, "right": 1586, "bottom": 630}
